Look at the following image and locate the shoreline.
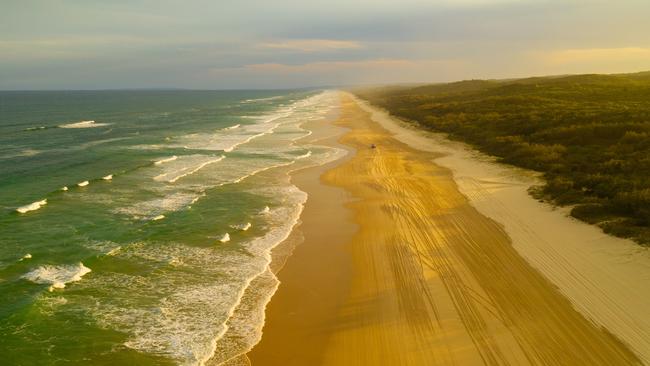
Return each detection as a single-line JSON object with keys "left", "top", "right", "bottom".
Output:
{"left": 247, "top": 94, "right": 358, "bottom": 364}
{"left": 206, "top": 91, "right": 350, "bottom": 366}
{"left": 247, "top": 92, "right": 646, "bottom": 365}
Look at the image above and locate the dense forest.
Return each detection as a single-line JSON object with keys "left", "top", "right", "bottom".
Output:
{"left": 354, "top": 72, "right": 650, "bottom": 245}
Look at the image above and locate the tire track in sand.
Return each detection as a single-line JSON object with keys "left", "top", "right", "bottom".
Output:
{"left": 318, "top": 94, "right": 641, "bottom": 365}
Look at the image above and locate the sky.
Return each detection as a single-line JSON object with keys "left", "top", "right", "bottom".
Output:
{"left": 1, "top": 0, "right": 649, "bottom": 89}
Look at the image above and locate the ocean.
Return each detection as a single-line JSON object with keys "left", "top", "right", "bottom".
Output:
{"left": 0, "top": 89, "right": 342, "bottom": 365}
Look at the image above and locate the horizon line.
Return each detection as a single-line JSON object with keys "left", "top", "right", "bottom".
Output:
{"left": 2, "top": 70, "right": 648, "bottom": 92}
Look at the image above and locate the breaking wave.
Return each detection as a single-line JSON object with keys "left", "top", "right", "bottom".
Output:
{"left": 16, "top": 199, "right": 47, "bottom": 214}
{"left": 22, "top": 262, "right": 92, "bottom": 291}
{"left": 59, "top": 120, "right": 110, "bottom": 129}
{"left": 154, "top": 156, "right": 178, "bottom": 165}
{"left": 154, "top": 155, "right": 225, "bottom": 183}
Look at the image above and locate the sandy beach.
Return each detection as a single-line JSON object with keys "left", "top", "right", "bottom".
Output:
{"left": 247, "top": 93, "right": 646, "bottom": 365}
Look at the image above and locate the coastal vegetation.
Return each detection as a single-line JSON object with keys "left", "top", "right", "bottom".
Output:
{"left": 354, "top": 72, "right": 650, "bottom": 245}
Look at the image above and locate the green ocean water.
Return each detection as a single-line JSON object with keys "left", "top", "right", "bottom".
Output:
{"left": 0, "top": 90, "right": 342, "bottom": 365}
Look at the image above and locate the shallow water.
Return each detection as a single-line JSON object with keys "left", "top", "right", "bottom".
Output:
{"left": 0, "top": 89, "right": 343, "bottom": 365}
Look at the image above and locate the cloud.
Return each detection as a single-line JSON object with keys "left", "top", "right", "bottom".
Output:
{"left": 257, "top": 39, "right": 363, "bottom": 52}
{"left": 544, "top": 47, "right": 650, "bottom": 64}
{"left": 242, "top": 59, "right": 411, "bottom": 72}
{"left": 2, "top": 0, "right": 650, "bottom": 89}
{"left": 522, "top": 46, "right": 650, "bottom": 75}
{"left": 206, "top": 58, "right": 470, "bottom": 87}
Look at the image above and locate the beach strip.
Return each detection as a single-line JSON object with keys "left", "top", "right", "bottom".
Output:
{"left": 248, "top": 93, "right": 640, "bottom": 365}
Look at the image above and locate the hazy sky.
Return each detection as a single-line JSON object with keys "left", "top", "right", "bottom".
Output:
{"left": 1, "top": 0, "right": 649, "bottom": 89}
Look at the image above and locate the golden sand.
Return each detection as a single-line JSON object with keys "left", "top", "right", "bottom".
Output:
{"left": 248, "top": 94, "right": 640, "bottom": 365}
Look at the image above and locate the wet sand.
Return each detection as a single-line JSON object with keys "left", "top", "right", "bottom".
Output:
{"left": 248, "top": 93, "right": 641, "bottom": 365}
{"left": 246, "top": 104, "right": 357, "bottom": 365}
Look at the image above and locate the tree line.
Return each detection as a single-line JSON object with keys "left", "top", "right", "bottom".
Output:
{"left": 354, "top": 72, "right": 650, "bottom": 245}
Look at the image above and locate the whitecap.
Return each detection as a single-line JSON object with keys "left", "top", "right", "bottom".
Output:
{"left": 18, "top": 148, "right": 42, "bottom": 157}
{"left": 240, "top": 95, "right": 283, "bottom": 104}
{"left": 218, "top": 233, "right": 231, "bottom": 243}
{"left": 20, "top": 253, "right": 32, "bottom": 261}
{"left": 222, "top": 124, "right": 240, "bottom": 131}
{"left": 16, "top": 199, "right": 47, "bottom": 214}
{"left": 152, "top": 215, "right": 165, "bottom": 221}
{"left": 230, "top": 223, "right": 251, "bottom": 231}
{"left": 154, "top": 155, "right": 225, "bottom": 183}
{"left": 61, "top": 186, "right": 68, "bottom": 191}
{"left": 154, "top": 156, "right": 178, "bottom": 165}
{"left": 296, "top": 151, "right": 312, "bottom": 159}
{"left": 114, "top": 192, "right": 200, "bottom": 219}
{"left": 22, "top": 262, "right": 91, "bottom": 291}
{"left": 25, "top": 126, "right": 48, "bottom": 131}
{"left": 102, "top": 174, "right": 113, "bottom": 180}
{"left": 78, "top": 181, "right": 89, "bottom": 187}
{"left": 260, "top": 206, "right": 270, "bottom": 214}
{"left": 59, "top": 120, "right": 110, "bottom": 129}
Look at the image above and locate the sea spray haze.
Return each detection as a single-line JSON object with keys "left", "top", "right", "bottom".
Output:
{"left": 0, "top": 90, "right": 344, "bottom": 365}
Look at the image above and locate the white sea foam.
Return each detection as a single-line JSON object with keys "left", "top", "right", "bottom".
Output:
{"left": 296, "top": 151, "right": 312, "bottom": 159}
{"left": 222, "top": 124, "right": 240, "bottom": 131}
{"left": 218, "top": 233, "right": 231, "bottom": 243}
{"left": 102, "top": 174, "right": 113, "bottom": 180}
{"left": 177, "top": 123, "right": 281, "bottom": 153}
{"left": 22, "top": 263, "right": 91, "bottom": 291}
{"left": 115, "top": 192, "right": 200, "bottom": 219}
{"left": 61, "top": 186, "right": 68, "bottom": 191}
{"left": 232, "top": 160, "right": 296, "bottom": 185}
{"left": 152, "top": 215, "right": 165, "bottom": 221}
{"left": 260, "top": 206, "right": 270, "bottom": 214}
{"left": 25, "top": 126, "right": 48, "bottom": 131}
{"left": 174, "top": 102, "right": 301, "bottom": 154}
{"left": 59, "top": 120, "right": 110, "bottom": 129}
{"left": 20, "top": 253, "right": 32, "bottom": 261}
{"left": 72, "top": 91, "right": 344, "bottom": 366}
{"left": 19, "top": 148, "right": 42, "bottom": 157}
{"left": 36, "top": 295, "right": 69, "bottom": 316}
{"left": 78, "top": 181, "right": 89, "bottom": 187}
{"left": 240, "top": 95, "right": 283, "bottom": 104}
{"left": 154, "top": 155, "right": 225, "bottom": 183}
{"left": 16, "top": 199, "right": 47, "bottom": 213}
{"left": 230, "top": 223, "right": 251, "bottom": 231}
{"left": 107, "top": 247, "right": 122, "bottom": 256}
{"left": 83, "top": 240, "right": 123, "bottom": 256}
{"left": 209, "top": 185, "right": 310, "bottom": 364}
{"left": 170, "top": 157, "right": 224, "bottom": 183}
{"left": 154, "top": 156, "right": 178, "bottom": 165}
{"left": 222, "top": 130, "right": 275, "bottom": 153}
{"left": 88, "top": 186, "right": 308, "bottom": 365}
